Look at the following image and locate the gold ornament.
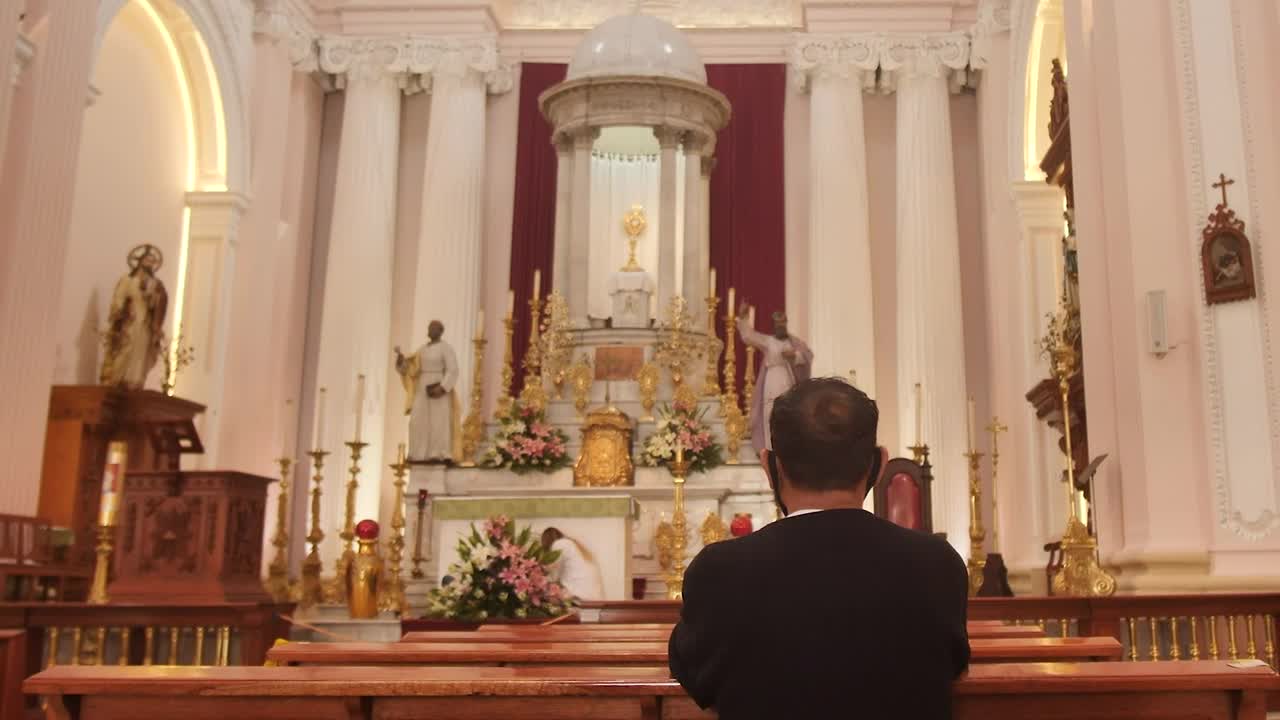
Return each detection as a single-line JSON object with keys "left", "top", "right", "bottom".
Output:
{"left": 742, "top": 345, "right": 757, "bottom": 427}
{"left": 722, "top": 400, "right": 747, "bottom": 465}
{"left": 570, "top": 354, "right": 594, "bottom": 416}
{"left": 299, "top": 449, "right": 329, "bottom": 609}
{"left": 700, "top": 512, "right": 728, "bottom": 546}
{"left": 655, "top": 297, "right": 705, "bottom": 409}
{"left": 636, "top": 362, "right": 660, "bottom": 422}
{"left": 986, "top": 417, "right": 1009, "bottom": 552}
{"left": 264, "top": 457, "right": 293, "bottom": 602}
{"left": 965, "top": 450, "right": 987, "bottom": 596}
{"left": 657, "top": 448, "right": 691, "bottom": 599}
{"left": 347, "top": 534, "right": 383, "bottom": 619}
{"left": 573, "top": 406, "right": 635, "bottom": 487}
{"left": 86, "top": 525, "right": 114, "bottom": 605}
{"left": 703, "top": 295, "right": 722, "bottom": 398}
{"left": 621, "top": 205, "right": 646, "bottom": 272}
{"left": 459, "top": 334, "right": 488, "bottom": 467}
{"left": 519, "top": 291, "right": 547, "bottom": 413}
{"left": 495, "top": 314, "right": 516, "bottom": 420}
{"left": 378, "top": 446, "right": 409, "bottom": 614}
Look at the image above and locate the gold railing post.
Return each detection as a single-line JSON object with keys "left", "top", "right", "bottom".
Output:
{"left": 1227, "top": 616, "right": 1239, "bottom": 660}
{"left": 1209, "top": 616, "right": 1221, "bottom": 660}
{"left": 118, "top": 628, "right": 131, "bottom": 666}
{"left": 1264, "top": 615, "right": 1276, "bottom": 668}
{"left": 46, "top": 628, "right": 60, "bottom": 668}
{"left": 1148, "top": 618, "right": 1160, "bottom": 660}
{"left": 1246, "top": 615, "right": 1258, "bottom": 660}
{"left": 195, "top": 627, "right": 206, "bottom": 666}
{"left": 1189, "top": 617, "right": 1201, "bottom": 660}
{"left": 1126, "top": 618, "right": 1139, "bottom": 661}
{"left": 1169, "top": 617, "right": 1181, "bottom": 661}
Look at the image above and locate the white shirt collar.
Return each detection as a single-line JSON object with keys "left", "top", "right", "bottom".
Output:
{"left": 784, "top": 508, "right": 825, "bottom": 519}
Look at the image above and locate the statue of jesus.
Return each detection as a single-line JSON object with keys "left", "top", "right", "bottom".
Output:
{"left": 735, "top": 302, "right": 813, "bottom": 452}
{"left": 100, "top": 244, "right": 168, "bottom": 389}
{"left": 395, "top": 320, "right": 460, "bottom": 464}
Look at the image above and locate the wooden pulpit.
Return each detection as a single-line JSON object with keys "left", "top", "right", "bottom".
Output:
{"left": 110, "top": 471, "right": 274, "bottom": 603}
{"left": 40, "top": 386, "right": 204, "bottom": 567}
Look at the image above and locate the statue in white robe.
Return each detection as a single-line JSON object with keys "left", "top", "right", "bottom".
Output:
{"left": 395, "top": 320, "right": 460, "bottom": 464}
{"left": 100, "top": 244, "right": 168, "bottom": 389}
{"left": 735, "top": 305, "right": 813, "bottom": 452}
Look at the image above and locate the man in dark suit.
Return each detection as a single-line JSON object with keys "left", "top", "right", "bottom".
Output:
{"left": 669, "top": 377, "right": 969, "bottom": 719}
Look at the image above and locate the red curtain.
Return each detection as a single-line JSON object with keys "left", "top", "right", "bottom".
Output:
{"left": 707, "top": 64, "right": 788, "bottom": 397}
{"left": 508, "top": 63, "right": 566, "bottom": 391}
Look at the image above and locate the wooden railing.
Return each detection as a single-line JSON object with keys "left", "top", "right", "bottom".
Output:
{"left": 0, "top": 514, "right": 88, "bottom": 602}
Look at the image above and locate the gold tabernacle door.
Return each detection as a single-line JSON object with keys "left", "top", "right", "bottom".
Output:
{"left": 573, "top": 405, "right": 634, "bottom": 487}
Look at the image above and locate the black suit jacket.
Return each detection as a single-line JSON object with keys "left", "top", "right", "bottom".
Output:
{"left": 669, "top": 508, "right": 969, "bottom": 719}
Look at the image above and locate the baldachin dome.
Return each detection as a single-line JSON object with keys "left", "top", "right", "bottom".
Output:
{"left": 565, "top": 14, "right": 706, "bottom": 85}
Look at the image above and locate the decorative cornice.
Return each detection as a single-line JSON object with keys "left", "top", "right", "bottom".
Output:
{"left": 969, "top": 0, "right": 1012, "bottom": 70}
{"left": 254, "top": 0, "right": 319, "bottom": 72}
{"left": 504, "top": 0, "right": 796, "bottom": 29}
{"left": 877, "top": 31, "right": 971, "bottom": 90}
{"left": 790, "top": 31, "right": 971, "bottom": 94}
{"left": 319, "top": 35, "right": 511, "bottom": 94}
{"left": 790, "top": 34, "right": 879, "bottom": 92}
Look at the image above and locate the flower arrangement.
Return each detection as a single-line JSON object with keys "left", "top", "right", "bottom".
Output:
{"left": 483, "top": 401, "right": 571, "bottom": 474}
{"left": 641, "top": 399, "right": 724, "bottom": 474}
{"left": 423, "top": 515, "right": 576, "bottom": 621}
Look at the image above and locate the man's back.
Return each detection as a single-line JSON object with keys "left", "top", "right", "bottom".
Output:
{"left": 669, "top": 508, "right": 970, "bottom": 719}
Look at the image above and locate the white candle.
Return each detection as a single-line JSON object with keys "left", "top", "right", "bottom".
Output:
{"left": 850, "top": 370, "right": 857, "bottom": 387}
{"left": 913, "top": 383, "right": 923, "bottom": 446}
{"left": 353, "top": 374, "right": 366, "bottom": 443}
{"left": 506, "top": 290, "right": 515, "bottom": 317}
{"left": 397, "top": 442, "right": 407, "bottom": 466}
{"left": 283, "top": 398, "right": 295, "bottom": 458}
{"left": 708, "top": 268, "right": 716, "bottom": 299}
{"left": 967, "top": 397, "right": 977, "bottom": 453}
{"left": 532, "top": 269, "right": 541, "bottom": 300}
{"left": 476, "top": 309, "right": 485, "bottom": 339}
{"left": 748, "top": 306, "right": 756, "bottom": 328}
{"left": 728, "top": 287, "right": 736, "bottom": 315}
{"left": 314, "top": 387, "right": 327, "bottom": 449}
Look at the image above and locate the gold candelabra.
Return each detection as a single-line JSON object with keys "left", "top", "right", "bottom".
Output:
{"left": 658, "top": 447, "right": 691, "bottom": 600}
{"left": 986, "top": 417, "right": 1008, "bottom": 552}
{"left": 411, "top": 489, "right": 428, "bottom": 579}
{"left": 720, "top": 301, "right": 747, "bottom": 464}
{"left": 329, "top": 440, "right": 368, "bottom": 603}
{"left": 264, "top": 457, "right": 293, "bottom": 602}
{"left": 299, "top": 449, "right": 329, "bottom": 609}
{"left": 540, "top": 291, "right": 574, "bottom": 402}
{"left": 87, "top": 524, "right": 114, "bottom": 605}
{"left": 378, "top": 445, "right": 409, "bottom": 614}
{"left": 702, "top": 295, "right": 721, "bottom": 398}
{"left": 743, "top": 345, "right": 757, "bottom": 427}
{"left": 460, "top": 335, "right": 488, "bottom": 467}
{"left": 655, "top": 296, "right": 703, "bottom": 409}
{"left": 519, "top": 291, "right": 547, "bottom": 412}
{"left": 964, "top": 450, "right": 987, "bottom": 596}
{"left": 637, "top": 362, "right": 660, "bottom": 422}
{"left": 495, "top": 313, "right": 516, "bottom": 420}
{"left": 1047, "top": 312, "right": 1116, "bottom": 597}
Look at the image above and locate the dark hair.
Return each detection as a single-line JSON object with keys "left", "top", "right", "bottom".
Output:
{"left": 541, "top": 527, "right": 564, "bottom": 548}
{"left": 769, "top": 377, "right": 879, "bottom": 492}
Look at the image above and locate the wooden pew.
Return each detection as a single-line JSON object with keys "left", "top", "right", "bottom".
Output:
{"left": 404, "top": 622, "right": 1045, "bottom": 643}
{"left": 0, "top": 630, "right": 25, "bottom": 720}
{"left": 270, "top": 636, "right": 1121, "bottom": 667}
{"left": 24, "top": 661, "right": 1280, "bottom": 719}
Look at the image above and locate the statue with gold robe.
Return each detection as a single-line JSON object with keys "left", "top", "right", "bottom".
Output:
{"left": 100, "top": 244, "right": 168, "bottom": 389}
{"left": 395, "top": 320, "right": 461, "bottom": 464}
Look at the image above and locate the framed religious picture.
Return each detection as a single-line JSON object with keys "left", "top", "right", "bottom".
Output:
{"left": 1202, "top": 174, "right": 1257, "bottom": 306}
{"left": 594, "top": 346, "right": 645, "bottom": 382}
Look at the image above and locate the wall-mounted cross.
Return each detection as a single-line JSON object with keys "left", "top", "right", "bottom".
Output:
{"left": 1212, "top": 173, "right": 1235, "bottom": 207}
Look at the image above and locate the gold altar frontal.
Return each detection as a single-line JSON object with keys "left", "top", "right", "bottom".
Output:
{"left": 574, "top": 406, "right": 635, "bottom": 487}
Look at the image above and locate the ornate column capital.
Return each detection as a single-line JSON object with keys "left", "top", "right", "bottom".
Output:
{"left": 557, "top": 126, "right": 600, "bottom": 152}
{"left": 653, "top": 126, "right": 685, "bottom": 150}
{"left": 877, "top": 32, "right": 972, "bottom": 92}
{"left": 790, "top": 34, "right": 880, "bottom": 93}
{"left": 253, "top": 0, "right": 319, "bottom": 72}
{"left": 970, "top": 0, "right": 1012, "bottom": 71}
{"left": 319, "top": 36, "right": 414, "bottom": 88}
{"left": 398, "top": 37, "right": 512, "bottom": 95}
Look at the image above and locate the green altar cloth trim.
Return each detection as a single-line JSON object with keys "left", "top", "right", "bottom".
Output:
{"left": 433, "top": 496, "right": 637, "bottom": 520}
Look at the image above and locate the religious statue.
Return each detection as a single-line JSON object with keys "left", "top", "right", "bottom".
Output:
{"left": 395, "top": 320, "right": 460, "bottom": 464}
{"left": 100, "top": 244, "right": 168, "bottom": 389}
{"left": 735, "top": 302, "right": 813, "bottom": 452}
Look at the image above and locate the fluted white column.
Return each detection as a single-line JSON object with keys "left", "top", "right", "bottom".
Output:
{"left": 655, "top": 127, "right": 683, "bottom": 313}
{"left": 0, "top": 1, "right": 99, "bottom": 514}
{"left": 793, "top": 36, "right": 879, "bottom": 396}
{"left": 568, "top": 127, "right": 597, "bottom": 325}
{"left": 551, "top": 135, "right": 573, "bottom": 299}
{"left": 882, "top": 34, "right": 972, "bottom": 555}
{"left": 314, "top": 37, "right": 404, "bottom": 555}
{"left": 680, "top": 136, "right": 709, "bottom": 320}
{"left": 410, "top": 41, "right": 509, "bottom": 423}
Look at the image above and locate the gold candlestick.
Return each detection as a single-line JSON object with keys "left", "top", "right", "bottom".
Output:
{"left": 495, "top": 314, "right": 516, "bottom": 420}
{"left": 300, "top": 449, "right": 329, "bottom": 609}
{"left": 264, "top": 457, "right": 293, "bottom": 602}
{"left": 702, "top": 295, "right": 721, "bottom": 398}
{"left": 743, "top": 345, "right": 757, "bottom": 427}
{"left": 379, "top": 446, "right": 409, "bottom": 614}
{"left": 985, "top": 417, "right": 1008, "bottom": 552}
{"left": 331, "top": 440, "right": 368, "bottom": 603}
{"left": 86, "top": 525, "right": 114, "bottom": 605}
{"left": 519, "top": 293, "right": 547, "bottom": 412}
{"left": 662, "top": 449, "right": 690, "bottom": 600}
{"left": 964, "top": 450, "right": 987, "bottom": 596}
{"left": 908, "top": 444, "right": 929, "bottom": 465}
{"left": 721, "top": 303, "right": 740, "bottom": 411}
{"left": 411, "top": 489, "right": 428, "bottom": 579}
{"left": 460, "top": 335, "right": 488, "bottom": 467}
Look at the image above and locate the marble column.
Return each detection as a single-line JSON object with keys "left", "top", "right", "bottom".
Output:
{"left": 410, "top": 41, "right": 508, "bottom": 418}
{"left": 0, "top": 0, "right": 24, "bottom": 178}
{"left": 314, "top": 37, "right": 404, "bottom": 553}
{"left": 880, "top": 34, "right": 972, "bottom": 556}
{"left": 0, "top": 1, "right": 99, "bottom": 514}
{"left": 655, "top": 127, "right": 683, "bottom": 314}
{"left": 568, "top": 126, "right": 597, "bottom": 325}
{"left": 680, "top": 135, "right": 709, "bottom": 322}
{"left": 551, "top": 135, "right": 573, "bottom": 300}
{"left": 793, "top": 36, "right": 879, "bottom": 396}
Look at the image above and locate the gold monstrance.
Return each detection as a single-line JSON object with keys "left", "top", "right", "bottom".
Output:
{"left": 621, "top": 205, "right": 646, "bottom": 272}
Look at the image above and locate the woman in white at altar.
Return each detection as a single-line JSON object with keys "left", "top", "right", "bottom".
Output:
{"left": 541, "top": 527, "right": 604, "bottom": 600}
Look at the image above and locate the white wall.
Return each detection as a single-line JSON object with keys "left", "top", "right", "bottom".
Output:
{"left": 56, "top": 0, "right": 188, "bottom": 386}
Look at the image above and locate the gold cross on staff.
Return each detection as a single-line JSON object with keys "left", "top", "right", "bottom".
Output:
{"left": 1212, "top": 173, "right": 1235, "bottom": 207}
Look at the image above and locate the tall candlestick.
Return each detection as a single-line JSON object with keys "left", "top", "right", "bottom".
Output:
{"left": 98, "top": 442, "right": 127, "bottom": 527}
{"left": 913, "top": 383, "right": 923, "bottom": 447}
{"left": 967, "top": 397, "right": 977, "bottom": 453}
{"left": 353, "top": 374, "right": 366, "bottom": 443}
{"left": 532, "top": 269, "right": 541, "bottom": 299}
{"left": 314, "top": 387, "right": 327, "bottom": 449}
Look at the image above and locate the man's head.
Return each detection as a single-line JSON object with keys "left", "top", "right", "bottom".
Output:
{"left": 428, "top": 320, "right": 444, "bottom": 342}
{"left": 762, "top": 378, "right": 884, "bottom": 513}
{"left": 772, "top": 311, "right": 788, "bottom": 340}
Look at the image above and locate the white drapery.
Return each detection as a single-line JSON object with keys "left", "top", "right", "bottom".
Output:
{"left": 587, "top": 152, "right": 685, "bottom": 321}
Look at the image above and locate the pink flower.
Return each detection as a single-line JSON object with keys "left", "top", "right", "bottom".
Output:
{"left": 531, "top": 421, "right": 550, "bottom": 436}
{"left": 499, "top": 540, "right": 524, "bottom": 560}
